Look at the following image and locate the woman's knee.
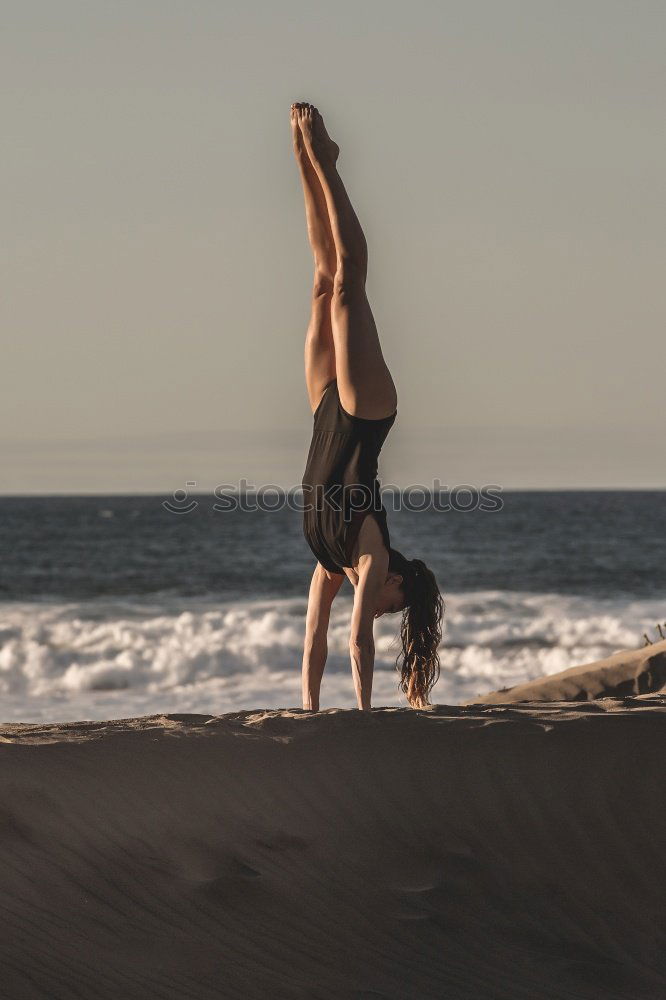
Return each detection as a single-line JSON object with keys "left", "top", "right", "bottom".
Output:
{"left": 312, "top": 271, "right": 334, "bottom": 299}
{"left": 333, "top": 256, "right": 367, "bottom": 298}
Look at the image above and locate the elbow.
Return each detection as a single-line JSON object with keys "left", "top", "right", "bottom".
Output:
{"left": 349, "top": 635, "right": 374, "bottom": 656}
{"left": 304, "top": 633, "right": 327, "bottom": 654}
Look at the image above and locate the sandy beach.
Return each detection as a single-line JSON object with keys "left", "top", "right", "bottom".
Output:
{"left": 2, "top": 642, "right": 666, "bottom": 999}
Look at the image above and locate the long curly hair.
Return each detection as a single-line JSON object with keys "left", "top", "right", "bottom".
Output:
{"left": 388, "top": 548, "right": 444, "bottom": 709}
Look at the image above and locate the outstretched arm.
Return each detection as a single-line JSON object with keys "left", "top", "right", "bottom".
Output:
{"left": 302, "top": 563, "right": 344, "bottom": 711}
{"left": 349, "top": 521, "right": 390, "bottom": 711}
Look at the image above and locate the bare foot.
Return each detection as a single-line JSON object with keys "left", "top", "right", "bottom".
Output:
{"left": 291, "top": 102, "right": 339, "bottom": 166}
{"left": 290, "top": 104, "right": 308, "bottom": 162}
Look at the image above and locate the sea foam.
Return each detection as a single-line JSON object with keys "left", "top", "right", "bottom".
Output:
{"left": 1, "top": 591, "right": 662, "bottom": 722}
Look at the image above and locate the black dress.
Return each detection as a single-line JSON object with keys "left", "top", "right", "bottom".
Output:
{"left": 302, "top": 378, "right": 396, "bottom": 573}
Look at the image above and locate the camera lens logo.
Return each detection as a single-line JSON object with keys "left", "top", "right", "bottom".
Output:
{"left": 162, "top": 482, "right": 199, "bottom": 514}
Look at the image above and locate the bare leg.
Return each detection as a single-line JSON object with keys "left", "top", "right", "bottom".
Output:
{"left": 291, "top": 104, "right": 338, "bottom": 413}
{"left": 294, "top": 104, "right": 397, "bottom": 420}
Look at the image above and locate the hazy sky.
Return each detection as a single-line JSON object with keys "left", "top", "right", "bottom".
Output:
{"left": 3, "top": 0, "right": 665, "bottom": 493}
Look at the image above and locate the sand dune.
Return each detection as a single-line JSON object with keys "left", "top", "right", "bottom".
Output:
{"left": 2, "top": 694, "right": 666, "bottom": 999}
{"left": 467, "top": 638, "right": 666, "bottom": 704}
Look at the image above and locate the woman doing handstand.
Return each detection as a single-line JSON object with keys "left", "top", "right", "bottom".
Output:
{"left": 292, "top": 102, "right": 443, "bottom": 712}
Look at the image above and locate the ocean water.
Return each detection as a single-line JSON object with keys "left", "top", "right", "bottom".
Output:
{"left": 1, "top": 492, "right": 665, "bottom": 722}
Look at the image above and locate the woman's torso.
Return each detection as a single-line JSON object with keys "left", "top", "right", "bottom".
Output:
{"left": 302, "top": 378, "right": 396, "bottom": 573}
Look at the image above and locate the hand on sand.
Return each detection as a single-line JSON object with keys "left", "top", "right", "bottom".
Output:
{"left": 290, "top": 102, "right": 339, "bottom": 165}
